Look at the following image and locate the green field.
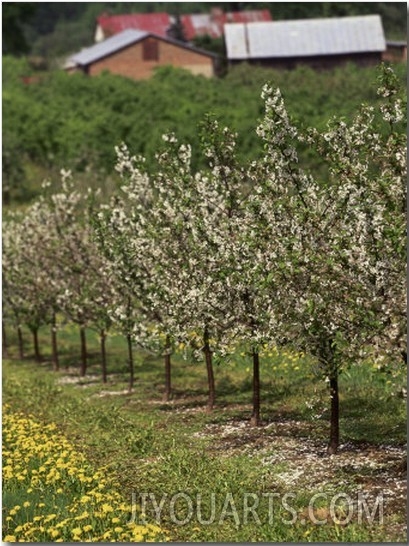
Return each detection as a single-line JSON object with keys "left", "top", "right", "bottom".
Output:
{"left": 2, "top": 324, "right": 407, "bottom": 542}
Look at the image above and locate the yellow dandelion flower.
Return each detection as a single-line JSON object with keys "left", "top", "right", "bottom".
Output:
{"left": 4, "top": 535, "right": 16, "bottom": 542}
{"left": 83, "top": 524, "right": 93, "bottom": 532}
{"left": 111, "top": 517, "right": 120, "bottom": 524}
{"left": 23, "top": 501, "right": 30, "bottom": 508}
{"left": 114, "top": 526, "right": 124, "bottom": 533}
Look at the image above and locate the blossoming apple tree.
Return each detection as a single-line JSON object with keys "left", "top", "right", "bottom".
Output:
{"left": 3, "top": 201, "right": 61, "bottom": 366}
{"left": 251, "top": 65, "right": 406, "bottom": 453}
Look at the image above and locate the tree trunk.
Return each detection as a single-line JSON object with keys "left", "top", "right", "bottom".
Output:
{"left": 127, "top": 333, "right": 134, "bottom": 392}
{"left": 2, "top": 321, "right": 8, "bottom": 358}
{"left": 327, "top": 371, "right": 340, "bottom": 455}
{"left": 163, "top": 334, "right": 172, "bottom": 401}
{"left": 203, "top": 327, "right": 215, "bottom": 411}
{"left": 100, "top": 329, "right": 107, "bottom": 383}
{"left": 17, "top": 325, "right": 24, "bottom": 359}
{"left": 51, "top": 314, "right": 59, "bottom": 371}
{"left": 79, "top": 326, "right": 87, "bottom": 377}
{"left": 250, "top": 348, "right": 261, "bottom": 426}
{"left": 3, "top": 188, "right": 10, "bottom": 207}
{"left": 32, "top": 327, "right": 41, "bottom": 362}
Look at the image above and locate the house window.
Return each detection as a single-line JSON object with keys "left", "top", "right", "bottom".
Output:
{"left": 143, "top": 38, "right": 159, "bottom": 61}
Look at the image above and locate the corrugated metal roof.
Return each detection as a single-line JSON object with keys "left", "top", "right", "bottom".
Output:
{"left": 181, "top": 9, "right": 272, "bottom": 40}
{"left": 225, "top": 15, "right": 386, "bottom": 59}
{"left": 71, "top": 29, "right": 149, "bottom": 65}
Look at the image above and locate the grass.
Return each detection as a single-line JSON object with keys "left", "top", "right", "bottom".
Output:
{"left": 2, "top": 322, "right": 407, "bottom": 542}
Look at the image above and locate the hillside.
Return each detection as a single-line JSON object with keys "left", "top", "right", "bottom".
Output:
{"left": 3, "top": 57, "right": 406, "bottom": 206}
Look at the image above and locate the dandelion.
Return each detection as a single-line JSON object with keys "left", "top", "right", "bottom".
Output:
{"left": 3, "top": 407, "right": 164, "bottom": 543}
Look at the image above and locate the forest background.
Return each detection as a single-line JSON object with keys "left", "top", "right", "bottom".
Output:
{"left": 2, "top": 1, "right": 407, "bottom": 205}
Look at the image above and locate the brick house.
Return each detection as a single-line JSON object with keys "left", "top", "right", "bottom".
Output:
{"left": 225, "top": 15, "right": 387, "bottom": 70}
{"left": 65, "top": 29, "right": 218, "bottom": 80}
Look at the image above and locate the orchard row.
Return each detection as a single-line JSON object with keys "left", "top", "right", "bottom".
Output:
{"left": 3, "top": 65, "right": 406, "bottom": 454}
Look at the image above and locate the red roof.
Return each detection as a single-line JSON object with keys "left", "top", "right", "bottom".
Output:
{"left": 181, "top": 10, "right": 272, "bottom": 40}
{"left": 97, "top": 13, "right": 172, "bottom": 38}
{"left": 96, "top": 9, "right": 272, "bottom": 41}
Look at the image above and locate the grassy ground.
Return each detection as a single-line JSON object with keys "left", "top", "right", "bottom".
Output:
{"left": 2, "top": 324, "right": 407, "bottom": 542}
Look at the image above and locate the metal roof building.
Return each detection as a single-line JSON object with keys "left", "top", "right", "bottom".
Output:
{"left": 225, "top": 15, "right": 386, "bottom": 67}
{"left": 95, "top": 13, "right": 171, "bottom": 42}
{"left": 181, "top": 9, "right": 271, "bottom": 40}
